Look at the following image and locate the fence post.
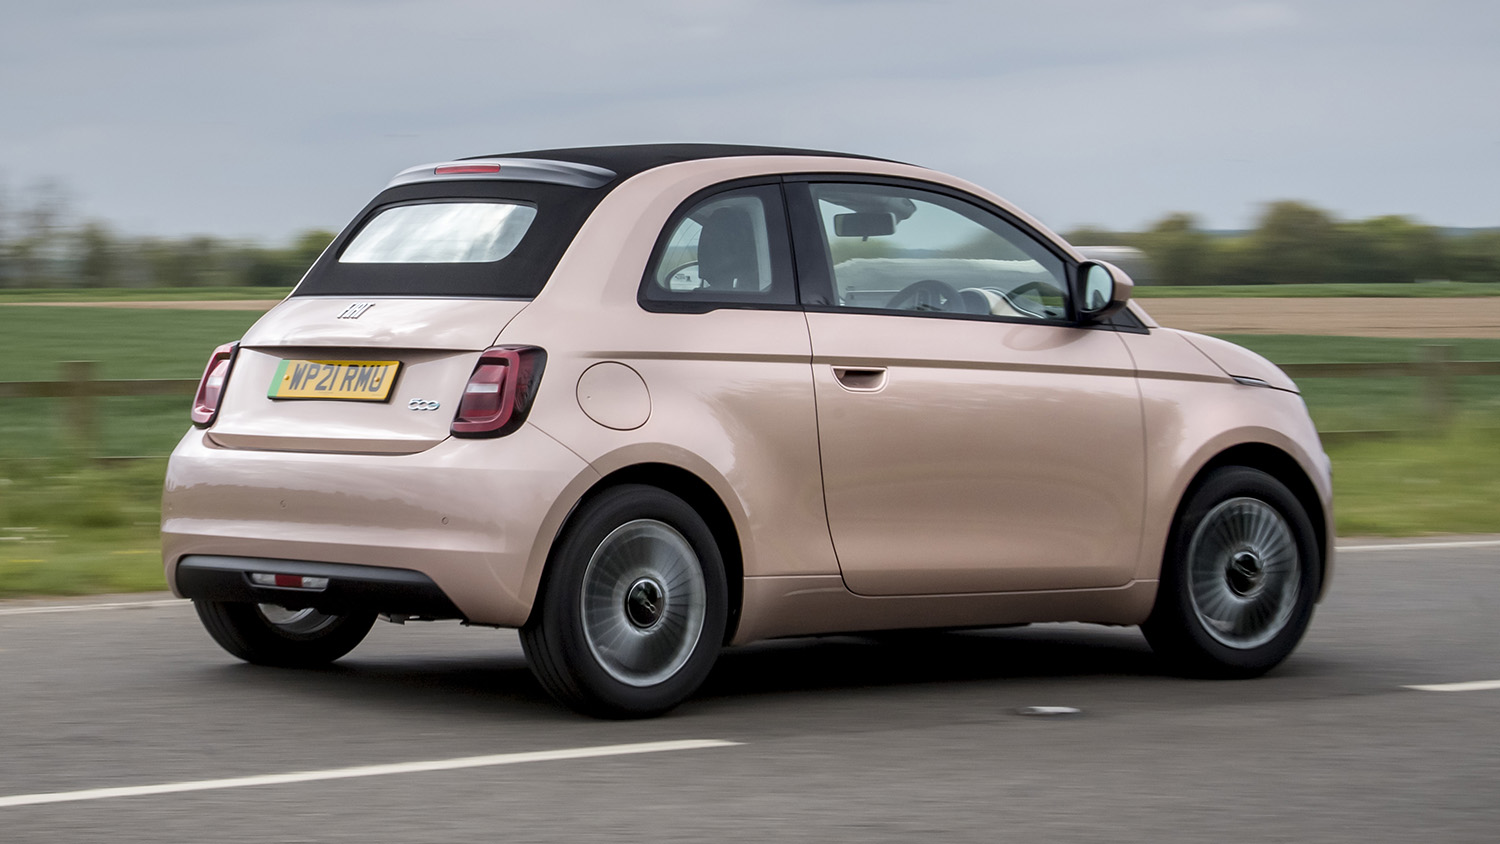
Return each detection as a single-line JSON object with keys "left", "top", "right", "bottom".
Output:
{"left": 60, "top": 360, "right": 99, "bottom": 458}
{"left": 1419, "top": 344, "right": 1452, "bottom": 426}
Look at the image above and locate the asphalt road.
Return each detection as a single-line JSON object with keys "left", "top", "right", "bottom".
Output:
{"left": 2, "top": 539, "right": 1498, "bottom": 843}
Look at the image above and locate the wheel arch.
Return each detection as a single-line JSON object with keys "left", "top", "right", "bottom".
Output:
{"left": 1178, "top": 442, "right": 1330, "bottom": 597}
{"left": 534, "top": 462, "right": 745, "bottom": 643}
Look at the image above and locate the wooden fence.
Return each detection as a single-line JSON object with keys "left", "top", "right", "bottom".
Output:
{"left": 2, "top": 350, "right": 1499, "bottom": 457}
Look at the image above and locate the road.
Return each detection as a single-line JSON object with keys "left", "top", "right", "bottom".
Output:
{"left": 2, "top": 539, "right": 1497, "bottom": 842}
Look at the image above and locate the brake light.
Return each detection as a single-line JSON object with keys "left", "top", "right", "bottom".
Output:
{"left": 451, "top": 346, "right": 547, "bottom": 438}
{"left": 191, "top": 342, "right": 238, "bottom": 427}
{"left": 435, "top": 163, "right": 501, "bottom": 175}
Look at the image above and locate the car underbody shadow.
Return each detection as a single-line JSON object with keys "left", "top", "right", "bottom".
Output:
{"left": 697, "top": 624, "right": 1161, "bottom": 701}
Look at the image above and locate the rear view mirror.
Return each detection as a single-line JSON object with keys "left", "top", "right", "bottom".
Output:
{"left": 833, "top": 212, "right": 896, "bottom": 238}
{"left": 1077, "top": 261, "right": 1134, "bottom": 321}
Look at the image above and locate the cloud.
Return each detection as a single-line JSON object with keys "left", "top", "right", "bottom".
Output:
{"left": 1, "top": 0, "right": 1496, "bottom": 238}
{"left": 1199, "top": 2, "right": 1300, "bottom": 34}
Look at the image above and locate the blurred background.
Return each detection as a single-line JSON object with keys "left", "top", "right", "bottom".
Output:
{"left": 1, "top": 0, "right": 1497, "bottom": 596}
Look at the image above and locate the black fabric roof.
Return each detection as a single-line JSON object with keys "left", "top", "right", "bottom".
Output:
{"left": 467, "top": 144, "right": 888, "bottom": 180}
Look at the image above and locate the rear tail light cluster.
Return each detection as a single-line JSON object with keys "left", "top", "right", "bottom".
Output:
{"left": 191, "top": 342, "right": 239, "bottom": 427}
{"left": 451, "top": 346, "right": 547, "bottom": 438}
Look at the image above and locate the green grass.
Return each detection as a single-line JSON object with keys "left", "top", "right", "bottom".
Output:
{"left": 0, "top": 306, "right": 263, "bottom": 381}
{"left": 2, "top": 310, "right": 1499, "bottom": 598}
{"left": 0, "top": 308, "right": 264, "bottom": 460}
{"left": 1134, "top": 281, "right": 1500, "bottom": 298}
{"left": 0, "top": 286, "right": 289, "bottom": 303}
{"left": 1330, "top": 423, "right": 1500, "bottom": 536}
{"left": 0, "top": 459, "right": 167, "bottom": 597}
{"left": 1213, "top": 335, "right": 1500, "bottom": 432}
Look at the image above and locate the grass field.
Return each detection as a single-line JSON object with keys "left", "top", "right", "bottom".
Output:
{"left": 0, "top": 286, "right": 290, "bottom": 303}
{"left": 1219, "top": 335, "right": 1500, "bottom": 431}
{"left": 1, "top": 305, "right": 1498, "bottom": 597}
{"left": 1132, "top": 281, "right": 1500, "bottom": 298}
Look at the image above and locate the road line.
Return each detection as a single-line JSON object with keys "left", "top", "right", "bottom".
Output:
{"left": 1404, "top": 680, "right": 1500, "bottom": 692}
{"left": 0, "top": 598, "right": 185, "bottom": 617}
{"left": 0, "top": 739, "right": 740, "bottom": 809}
{"left": 1337, "top": 539, "right": 1500, "bottom": 553}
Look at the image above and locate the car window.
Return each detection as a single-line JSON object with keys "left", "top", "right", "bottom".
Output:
{"left": 340, "top": 202, "right": 537, "bottom": 263}
{"left": 808, "top": 183, "right": 1068, "bottom": 320}
{"left": 642, "top": 185, "right": 795, "bottom": 308}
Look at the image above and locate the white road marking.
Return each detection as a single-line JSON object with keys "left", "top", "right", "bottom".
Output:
{"left": 1403, "top": 680, "right": 1500, "bottom": 693}
{"left": 0, "top": 598, "right": 185, "bottom": 617}
{"left": 1338, "top": 539, "right": 1500, "bottom": 553}
{"left": 0, "top": 739, "right": 740, "bottom": 809}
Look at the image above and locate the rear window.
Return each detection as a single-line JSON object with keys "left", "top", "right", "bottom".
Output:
{"left": 340, "top": 202, "right": 537, "bottom": 264}
{"left": 293, "top": 181, "right": 606, "bottom": 299}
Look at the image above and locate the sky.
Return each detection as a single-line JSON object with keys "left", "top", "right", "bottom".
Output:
{"left": 2, "top": 0, "right": 1497, "bottom": 244}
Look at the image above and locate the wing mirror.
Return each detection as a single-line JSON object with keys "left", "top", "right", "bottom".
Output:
{"left": 1076, "top": 261, "right": 1134, "bottom": 321}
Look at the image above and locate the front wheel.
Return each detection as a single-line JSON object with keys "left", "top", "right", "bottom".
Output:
{"left": 194, "top": 601, "right": 376, "bottom": 668}
{"left": 521, "top": 485, "right": 728, "bottom": 718}
{"left": 1143, "top": 466, "right": 1321, "bottom": 678}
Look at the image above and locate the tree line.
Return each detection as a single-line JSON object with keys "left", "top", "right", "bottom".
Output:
{"left": 0, "top": 179, "right": 334, "bottom": 290}
{"left": 0, "top": 178, "right": 1495, "bottom": 288}
{"left": 1067, "top": 201, "right": 1500, "bottom": 286}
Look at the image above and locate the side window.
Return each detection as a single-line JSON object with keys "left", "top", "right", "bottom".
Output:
{"left": 642, "top": 185, "right": 795, "bottom": 308}
{"left": 808, "top": 183, "right": 1068, "bottom": 320}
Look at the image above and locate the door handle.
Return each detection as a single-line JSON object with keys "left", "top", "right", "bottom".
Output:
{"left": 832, "top": 366, "right": 887, "bottom": 392}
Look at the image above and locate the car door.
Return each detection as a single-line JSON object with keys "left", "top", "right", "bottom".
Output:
{"left": 787, "top": 178, "right": 1145, "bottom": 596}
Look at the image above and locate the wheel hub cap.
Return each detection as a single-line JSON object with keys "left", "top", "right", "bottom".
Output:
{"left": 1227, "top": 550, "right": 1264, "bottom": 596}
{"left": 625, "top": 578, "right": 666, "bottom": 629}
{"left": 579, "top": 519, "right": 708, "bottom": 687}
{"left": 1186, "top": 497, "right": 1301, "bottom": 649}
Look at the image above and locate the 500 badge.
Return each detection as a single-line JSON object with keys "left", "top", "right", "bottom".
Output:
{"left": 408, "top": 399, "right": 442, "bottom": 411}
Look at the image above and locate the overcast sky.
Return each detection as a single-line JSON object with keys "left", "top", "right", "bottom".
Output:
{"left": 2, "top": 0, "right": 1496, "bottom": 243}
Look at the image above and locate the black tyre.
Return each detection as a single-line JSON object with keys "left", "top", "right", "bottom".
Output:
{"left": 1143, "top": 466, "right": 1321, "bottom": 678}
{"left": 521, "top": 484, "right": 728, "bottom": 718}
{"left": 194, "top": 601, "right": 377, "bottom": 668}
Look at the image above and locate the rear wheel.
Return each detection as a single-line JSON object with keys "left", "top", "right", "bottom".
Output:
{"left": 521, "top": 484, "right": 728, "bottom": 718}
{"left": 194, "top": 601, "right": 376, "bottom": 667}
{"left": 1143, "top": 466, "right": 1320, "bottom": 678}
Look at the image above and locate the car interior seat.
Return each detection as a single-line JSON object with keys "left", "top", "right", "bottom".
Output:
{"left": 697, "top": 207, "right": 760, "bottom": 291}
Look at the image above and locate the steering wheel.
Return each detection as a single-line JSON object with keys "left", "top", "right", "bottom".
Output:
{"left": 662, "top": 261, "right": 701, "bottom": 290}
{"left": 885, "top": 279, "right": 964, "bottom": 312}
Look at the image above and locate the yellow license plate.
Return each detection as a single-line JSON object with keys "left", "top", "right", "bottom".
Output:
{"left": 268, "top": 359, "right": 401, "bottom": 401}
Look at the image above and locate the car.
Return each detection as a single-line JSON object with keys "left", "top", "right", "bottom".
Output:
{"left": 163, "top": 143, "right": 1333, "bottom": 717}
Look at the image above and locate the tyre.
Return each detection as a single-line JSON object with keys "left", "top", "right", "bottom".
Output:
{"left": 521, "top": 484, "right": 728, "bottom": 718}
{"left": 1143, "top": 466, "right": 1321, "bottom": 678}
{"left": 194, "top": 601, "right": 377, "bottom": 668}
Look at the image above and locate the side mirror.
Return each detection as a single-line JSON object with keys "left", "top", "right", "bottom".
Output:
{"left": 1076, "top": 260, "right": 1134, "bottom": 321}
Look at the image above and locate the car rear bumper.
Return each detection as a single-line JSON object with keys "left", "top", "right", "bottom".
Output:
{"left": 175, "top": 555, "right": 463, "bottom": 618}
{"left": 162, "top": 425, "right": 598, "bottom": 627}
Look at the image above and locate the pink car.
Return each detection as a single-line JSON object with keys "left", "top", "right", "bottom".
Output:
{"left": 164, "top": 145, "right": 1332, "bottom": 717}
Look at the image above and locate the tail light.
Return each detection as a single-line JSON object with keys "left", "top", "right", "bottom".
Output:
{"left": 191, "top": 342, "right": 239, "bottom": 427}
{"left": 451, "top": 346, "right": 547, "bottom": 438}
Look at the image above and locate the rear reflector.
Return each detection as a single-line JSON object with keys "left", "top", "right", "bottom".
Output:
{"left": 451, "top": 346, "right": 547, "bottom": 438}
{"left": 251, "top": 573, "right": 330, "bottom": 590}
{"left": 434, "top": 164, "right": 501, "bottom": 175}
{"left": 191, "top": 342, "right": 239, "bottom": 427}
